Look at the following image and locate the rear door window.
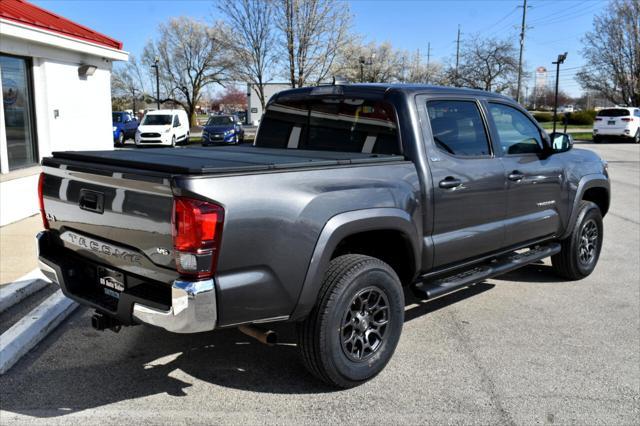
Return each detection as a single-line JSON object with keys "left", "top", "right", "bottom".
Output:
{"left": 256, "top": 98, "right": 400, "bottom": 154}
{"left": 426, "top": 100, "right": 491, "bottom": 157}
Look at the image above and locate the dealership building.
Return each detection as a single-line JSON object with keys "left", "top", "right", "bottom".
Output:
{"left": 0, "top": 0, "right": 127, "bottom": 225}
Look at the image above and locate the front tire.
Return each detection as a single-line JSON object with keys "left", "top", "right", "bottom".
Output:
{"left": 297, "top": 254, "right": 404, "bottom": 388}
{"left": 633, "top": 129, "right": 639, "bottom": 144}
{"left": 171, "top": 135, "right": 176, "bottom": 147}
{"left": 116, "top": 132, "right": 124, "bottom": 146}
{"left": 552, "top": 201, "right": 603, "bottom": 280}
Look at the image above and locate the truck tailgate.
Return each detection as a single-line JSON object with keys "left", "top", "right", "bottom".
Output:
{"left": 41, "top": 162, "right": 177, "bottom": 284}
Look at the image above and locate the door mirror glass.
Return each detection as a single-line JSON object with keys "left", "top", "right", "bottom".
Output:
{"left": 549, "top": 132, "right": 573, "bottom": 153}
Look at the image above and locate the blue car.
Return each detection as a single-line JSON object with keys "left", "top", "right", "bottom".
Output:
{"left": 202, "top": 115, "right": 244, "bottom": 145}
{"left": 113, "top": 111, "right": 139, "bottom": 146}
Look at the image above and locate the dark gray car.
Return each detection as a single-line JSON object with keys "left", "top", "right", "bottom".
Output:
{"left": 37, "top": 84, "right": 610, "bottom": 388}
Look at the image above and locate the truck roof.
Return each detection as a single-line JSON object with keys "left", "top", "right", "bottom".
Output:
{"left": 273, "top": 83, "right": 513, "bottom": 102}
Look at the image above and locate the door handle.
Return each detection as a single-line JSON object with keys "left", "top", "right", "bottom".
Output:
{"left": 439, "top": 177, "right": 462, "bottom": 189}
{"left": 508, "top": 171, "right": 525, "bottom": 181}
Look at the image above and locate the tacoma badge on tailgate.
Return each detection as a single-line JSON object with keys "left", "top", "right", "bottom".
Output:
{"left": 60, "top": 231, "right": 143, "bottom": 265}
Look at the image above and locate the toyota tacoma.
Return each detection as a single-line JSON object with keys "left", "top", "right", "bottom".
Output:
{"left": 37, "top": 84, "right": 610, "bottom": 388}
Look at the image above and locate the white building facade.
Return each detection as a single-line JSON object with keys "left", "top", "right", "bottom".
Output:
{"left": 247, "top": 83, "right": 292, "bottom": 125}
{"left": 0, "top": 0, "right": 128, "bottom": 225}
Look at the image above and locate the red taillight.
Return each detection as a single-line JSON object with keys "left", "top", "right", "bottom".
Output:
{"left": 38, "top": 172, "right": 50, "bottom": 230}
{"left": 621, "top": 117, "right": 633, "bottom": 122}
{"left": 595, "top": 117, "right": 603, "bottom": 121}
{"left": 172, "top": 197, "right": 224, "bottom": 278}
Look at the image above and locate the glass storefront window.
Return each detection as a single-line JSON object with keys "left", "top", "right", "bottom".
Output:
{"left": 1, "top": 54, "right": 38, "bottom": 171}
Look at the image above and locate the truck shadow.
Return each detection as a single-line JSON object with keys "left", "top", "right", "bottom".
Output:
{"left": 0, "top": 284, "right": 494, "bottom": 418}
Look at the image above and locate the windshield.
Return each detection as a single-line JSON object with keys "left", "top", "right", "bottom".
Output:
{"left": 112, "top": 113, "right": 122, "bottom": 123}
{"left": 142, "top": 115, "right": 172, "bottom": 125}
{"left": 597, "top": 108, "right": 629, "bottom": 117}
{"left": 207, "top": 116, "right": 234, "bottom": 125}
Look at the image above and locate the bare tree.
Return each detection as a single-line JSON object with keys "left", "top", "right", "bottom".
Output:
{"left": 275, "top": 0, "right": 351, "bottom": 87}
{"left": 218, "top": 0, "right": 277, "bottom": 110}
{"left": 577, "top": 0, "right": 639, "bottom": 106}
{"left": 111, "top": 55, "right": 148, "bottom": 112}
{"left": 142, "top": 17, "right": 231, "bottom": 126}
{"left": 405, "top": 49, "right": 444, "bottom": 84}
{"left": 455, "top": 37, "right": 519, "bottom": 93}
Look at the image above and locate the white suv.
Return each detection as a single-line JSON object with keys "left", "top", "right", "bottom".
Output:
{"left": 135, "top": 110, "right": 190, "bottom": 147}
{"left": 593, "top": 107, "right": 640, "bottom": 143}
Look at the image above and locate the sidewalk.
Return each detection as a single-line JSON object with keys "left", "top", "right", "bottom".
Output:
{"left": 0, "top": 215, "right": 42, "bottom": 285}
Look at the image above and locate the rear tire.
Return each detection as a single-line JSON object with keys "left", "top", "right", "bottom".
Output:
{"left": 593, "top": 135, "right": 601, "bottom": 144}
{"left": 552, "top": 201, "right": 603, "bottom": 280}
{"left": 297, "top": 254, "right": 404, "bottom": 388}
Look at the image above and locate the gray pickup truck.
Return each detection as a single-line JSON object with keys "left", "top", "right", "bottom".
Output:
{"left": 37, "top": 84, "right": 610, "bottom": 388}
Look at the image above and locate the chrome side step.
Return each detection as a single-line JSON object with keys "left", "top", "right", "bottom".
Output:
{"left": 411, "top": 243, "right": 561, "bottom": 300}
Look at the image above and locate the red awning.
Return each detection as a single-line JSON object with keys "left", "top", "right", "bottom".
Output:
{"left": 0, "top": 0, "right": 123, "bottom": 50}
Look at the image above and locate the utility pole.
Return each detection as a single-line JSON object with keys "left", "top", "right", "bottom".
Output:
{"left": 426, "top": 42, "right": 431, "bottom": 84}
{"left": 552, "top": 52, "right": 568, "bottom": 135}
{"left": 516, "top": 0, "right": 529, "bottom": 104}
{"left": 455, "top": 25, "right": 461, "bottom": 87}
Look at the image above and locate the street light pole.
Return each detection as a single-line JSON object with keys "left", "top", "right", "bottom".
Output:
{"left": 552, "top": 52, "right": 567, "bottom": 135}
{"left": 132, "top": 88, "right": 137, "bottom": 116}
{"left": 151, "top": 56, "right": 160, "bottom": 110}
{"left": 359, "top": 55, "right": 374, "bottom": 83}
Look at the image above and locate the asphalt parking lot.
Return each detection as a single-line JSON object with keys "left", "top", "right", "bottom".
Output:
{"left": 1, "top": 141, "right": 638, "bottom": 425}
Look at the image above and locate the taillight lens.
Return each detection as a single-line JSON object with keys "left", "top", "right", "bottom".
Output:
{"left": 38, "top": 172, "right": 50, "bottom": 230}
{"left": 621, "top": 117, "right": 633, "bottom": 122}
{"left": 172, "top": 197, "right": 224, "bottom": 279}
{"left": 595, "top": 117, "right": 602, "bottom": 121}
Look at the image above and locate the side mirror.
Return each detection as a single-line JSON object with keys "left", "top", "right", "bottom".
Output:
{"left": 549, "top": 132, "right": 573, "bottom": 153}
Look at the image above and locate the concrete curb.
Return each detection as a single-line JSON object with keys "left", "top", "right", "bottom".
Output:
{"left": 0, "top": 269, "right": 49, "bottom": 313}
{"left": 0, "top": 290, "right": 78, "bottom": 374}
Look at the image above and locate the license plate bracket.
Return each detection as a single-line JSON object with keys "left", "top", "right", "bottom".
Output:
{"left": 97, "top": 266, "right": 126, "bottom": 298}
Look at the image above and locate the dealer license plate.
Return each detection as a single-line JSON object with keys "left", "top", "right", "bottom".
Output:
{"left": 97, "top": 266, "right": 125, "bottom": 299}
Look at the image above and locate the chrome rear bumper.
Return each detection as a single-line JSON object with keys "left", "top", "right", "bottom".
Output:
{"left": 37, "top": 231, "right": 217, "bottom": 334}
{"left": 132, "top": 279, "right": 217, "bottom": 333}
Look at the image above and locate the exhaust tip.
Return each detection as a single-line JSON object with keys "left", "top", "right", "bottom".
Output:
{"left": 264, "top": 330, "right": 278, "bottom": 345}
{"left": 238, "top": 324, "right": 278, "bottom": 346}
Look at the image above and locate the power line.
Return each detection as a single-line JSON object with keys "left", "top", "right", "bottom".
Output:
{"left": 532, "top": 3, "right": 602, "bottom": 28}
{"left": 476, "top": 5, "right": 519, "bottom": 35}
{"left": 528, "top": 1, "right": 599, "bottom": 25}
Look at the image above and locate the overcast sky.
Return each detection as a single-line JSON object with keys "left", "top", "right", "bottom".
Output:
{"left": 32, "top": 0, "right": 606, "bottom": 97}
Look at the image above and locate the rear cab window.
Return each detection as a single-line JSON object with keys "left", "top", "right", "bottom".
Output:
{"left": 597, "top": 108, "right": 630, "bottom": 117}
{"left": 255, "top": 97, "right": 401, "bottom": 155}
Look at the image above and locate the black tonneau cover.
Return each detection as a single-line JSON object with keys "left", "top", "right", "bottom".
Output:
{"left": 45, "top": 146, "right": 405, "bottom": 175}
